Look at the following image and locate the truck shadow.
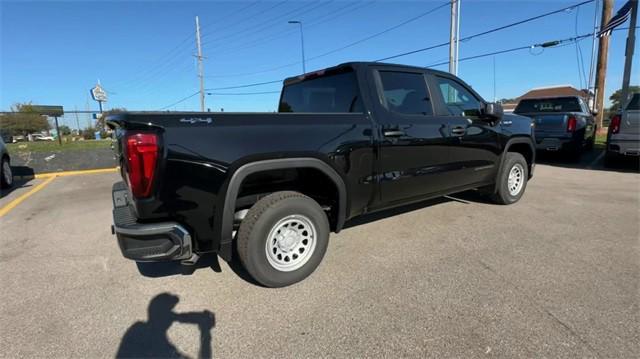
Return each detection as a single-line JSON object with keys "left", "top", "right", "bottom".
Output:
{"left": 116, "top": 293, "right": 216, "bottom": 359}
{"left": 343, "top": 196, "right": 454, "bottom": 230}
{"left": 135, "top": 253, "right": 263, "bottom": 286}
{"left": 536, "top": 149, "right": 639, "bottom": 173}
{"left": 1, "top": 166, "right": 35, "bottom": 198}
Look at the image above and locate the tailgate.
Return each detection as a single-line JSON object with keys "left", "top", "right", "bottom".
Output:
{"left": 522, "top": 113, "right": 568, "bottom": 137}
{"left": 618, "top": 110, "right": 640, "bottom": 138}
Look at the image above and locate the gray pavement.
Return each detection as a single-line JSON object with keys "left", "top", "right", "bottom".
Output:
{"left": 0, "top": 163, "right": 638, "bottom": 358}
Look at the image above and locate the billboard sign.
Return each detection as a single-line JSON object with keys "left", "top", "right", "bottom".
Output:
{"left": 91, "top": 84, "right": 108, "bottom": 102}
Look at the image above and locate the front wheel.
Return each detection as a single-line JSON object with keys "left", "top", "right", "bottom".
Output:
{"left": 237, "top": 191, "right": 330, "bottom": 287}
{"left": 491, "top": 152, "right": 529, "bottom": 205}
{"left": 1, "top": 157, "right": 13, "bottom": 189}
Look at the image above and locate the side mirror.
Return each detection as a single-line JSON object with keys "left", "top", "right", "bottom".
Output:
{"left": 484, "top": 102, "right": 503, "bottom": 120}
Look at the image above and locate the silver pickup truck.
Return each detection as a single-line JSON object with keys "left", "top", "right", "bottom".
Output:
{"left": 606, "top": 93, "right": 640, "bottom": 164}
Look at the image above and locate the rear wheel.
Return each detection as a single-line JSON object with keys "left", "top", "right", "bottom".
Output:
{"left": 1, "top": 157, "right": 13, "bottom": 189}
{"left": 491, "top": 152, "right": 528, "bottom": 205}
{"left": 237, "top": 191, "right": 329, "bottom": 287}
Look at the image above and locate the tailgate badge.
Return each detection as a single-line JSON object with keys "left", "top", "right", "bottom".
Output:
{"left": 180, "top": 117, "right": 212, "bottom": 124}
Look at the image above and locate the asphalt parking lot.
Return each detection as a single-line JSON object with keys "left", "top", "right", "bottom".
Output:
{"left": 0, "top": 157, "right": 638, "bottom": 358}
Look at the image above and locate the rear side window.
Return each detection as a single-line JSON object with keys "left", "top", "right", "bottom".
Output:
{"left": 379, "top": 71, "right": 433, "bottom": 115}
{"left": 626, "top": 93, "right": 640, "bottom": 110}
{"left": 515, "top": 97, "right": 582, "bottom": 113}
{"left": 279, "top": 69, "right": 362, "bottom": 113}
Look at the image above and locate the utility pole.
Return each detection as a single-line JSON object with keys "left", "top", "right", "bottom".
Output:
{"left": 74, "top": 106, "right": 81, "bottom": 133}
{"left": 594, "top": 0, "right": 613, "bottom": 131}
{"left": 195, "top": 16, "right": 205, "bottom": 112}
{"left": 449, "top": 0, "right": 460, "bottom": 75}
{"left": 620, "top": 0, "right": 638, "bottom": 111}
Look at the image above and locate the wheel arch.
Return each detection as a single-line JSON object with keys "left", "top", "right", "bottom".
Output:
{"left": 494, "top": 137, "right": 535, "bottom": 193}
{"left": 218, "top": 157, "right": 347, "bottom": 261}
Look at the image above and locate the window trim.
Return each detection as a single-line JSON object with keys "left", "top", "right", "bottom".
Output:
{"left": 374, "top": 69, "right": 435, "bottom": 117}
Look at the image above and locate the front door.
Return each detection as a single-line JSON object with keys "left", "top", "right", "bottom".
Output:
{"left": 369, "top": 68, "right": 452, "bottom": 207}
{"left": 428, "top": 74, "right": 501, "bottom": 188}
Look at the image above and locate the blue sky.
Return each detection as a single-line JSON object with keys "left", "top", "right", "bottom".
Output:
{"left": 1, "top": 0, "right": 638, "bottom": 119}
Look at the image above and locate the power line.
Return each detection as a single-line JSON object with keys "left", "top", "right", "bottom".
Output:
{"left": 207, "top": 91, "right": 281, "bottom": 96}
{"left": 210, "top": 1, "right": 374, "bottom": 60}
{"left": 159, "top": 91, "right": 200, "bottom": 110}
{"left": 207, "top": 80, "right": 282, "bottom": 91}
{"left": 426, "top": 33, "right": 594, "bottom": 67}
{"left": 306, "top": 1, "right": 449, "bottom": 63}
{"left": 202, "top": 1, "right": 327, "bottom": 48}
{"left": 376, "top": 0, "right": 596, "bottom": 62}
{"left": 205, "top": 1, "right": 446, "bottom": 79}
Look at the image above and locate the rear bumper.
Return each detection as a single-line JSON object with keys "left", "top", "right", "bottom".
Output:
{"left": 535, "top": 136, "right": 577, "bottom": 152}
{"left": 111, "top": 182, "right": 193, "bottom": 262}
{"left": 608, "top": 140, "right": 640, "bottom": 156}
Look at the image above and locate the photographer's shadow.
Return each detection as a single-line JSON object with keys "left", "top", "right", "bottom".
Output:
{"left": 116, "top": 293, "right": 215, "bottom": 359}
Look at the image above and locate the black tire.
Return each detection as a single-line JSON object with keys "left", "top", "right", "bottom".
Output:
{"left": 1, "top": 156, "right": 13, "bottom": 189}
{"left": 237, "top": 191, "right": 330, "bottom": 287}
{"left": 491, "top": 152, "right": 528, "bottom": 205}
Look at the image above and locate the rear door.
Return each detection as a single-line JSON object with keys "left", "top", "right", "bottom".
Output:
{"left": 428, "top": 74, "right": 501, "bottom": 188}
{"left": 367, "top": 66, "right": 451, "bottom": 207}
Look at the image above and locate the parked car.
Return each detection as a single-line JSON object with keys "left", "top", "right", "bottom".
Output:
{"left": 0, "top": 137, "right": 13, "bottom": 189}
{"left": 514, "top": 96, "right": 596, "bottom": 158}
{"left": 31, "top": 133, "right": 55, "bottom": 141}
{"left": 11, "top": 135, "right": 26, "bottom": 143}
{"left": 107, "top": 62, "right": 536, "bottom": 287}
{"left": 606, "top": 93, "right": 640, "bottom": 165}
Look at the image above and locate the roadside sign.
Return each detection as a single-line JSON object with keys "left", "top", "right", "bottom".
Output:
{"left": 91, "top": 84, "right": 108, "bottom": 102}
{"left": 31, "top": 105, "right": 64, "bottom": 117}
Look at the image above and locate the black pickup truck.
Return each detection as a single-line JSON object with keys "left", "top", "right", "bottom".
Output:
{"left": 108, "top": 62, "right": 535, "bottom": 287}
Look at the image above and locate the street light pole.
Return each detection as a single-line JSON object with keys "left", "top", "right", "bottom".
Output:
{"left": 289, "top": 20, "right": 306, "bottom": 73}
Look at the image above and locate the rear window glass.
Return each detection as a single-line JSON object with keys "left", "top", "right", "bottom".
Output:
{"left": 514, "top": 97, "right": 582, "bottom": 113}
{"left": 279, "top": 68, "right": 362, "bottom": 113}
{"left": 626, "top": 93, "right": 640, "bottom": 110}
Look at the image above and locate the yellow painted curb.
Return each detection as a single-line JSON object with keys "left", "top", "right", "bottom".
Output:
{"left": 35, "top": 167, "right": 119, "bottom": 178}
{"left": 0, "top": 176, "right": 56, "bottom": 218}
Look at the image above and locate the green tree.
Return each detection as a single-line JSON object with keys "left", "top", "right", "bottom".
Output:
{"left": 609, "top": 86, "right": 640, "bottom": 111}
{"left": 0, "top": 102, "right": 51, "bottom": 137}
{"left": 58, "top": 125, "right": 72, "bottom": 135}
{"left": 97, "top": 107, "right": 126, "bottom": 129}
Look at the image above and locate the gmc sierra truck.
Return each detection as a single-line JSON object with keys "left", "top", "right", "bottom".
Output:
{"left": 108, "top": 62, "right": 535, "bottom": 287}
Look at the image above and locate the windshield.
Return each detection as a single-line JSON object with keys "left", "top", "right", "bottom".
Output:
{"left": 279, "top": 68, "right": 362, "bottom": 113}
{"left": 514, "top": 97, "right": 582, "bottom": 113}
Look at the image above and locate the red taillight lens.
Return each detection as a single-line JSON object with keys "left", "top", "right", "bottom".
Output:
{"left": 566, "top": 116, "right": 577, "bottom": 132}
{"left": 610, "top": 115, "right": 621, "bottom": 134}
{"left": 125, "top": 132, "right": 158, "bottom": 198}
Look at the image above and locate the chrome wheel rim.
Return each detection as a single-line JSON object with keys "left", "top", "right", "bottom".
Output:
{"left": 2, "top": 161, "right": 12, "bottom": 185}
{"left": 507, "top": 163, "right": 524, "bottom": 196}
{"left": 265, "top": 214, "right": 316, "bottom": 272}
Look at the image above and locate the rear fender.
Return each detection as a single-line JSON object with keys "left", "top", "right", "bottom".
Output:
{"left": 217, "top": 158, "right": 347, "bottom": 261}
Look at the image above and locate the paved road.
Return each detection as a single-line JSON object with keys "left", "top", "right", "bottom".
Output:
{"left": 0, "top": 163, "right": 638, "bottom": 358}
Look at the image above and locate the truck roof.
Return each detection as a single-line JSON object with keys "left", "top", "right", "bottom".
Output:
{"left": 283, "top": 61, "right": 450, "bottom": 85}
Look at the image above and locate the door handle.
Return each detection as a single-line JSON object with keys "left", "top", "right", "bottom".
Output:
{"left": 451, "top": 126, "right": 466, "bottom": 136}
{"left": 383, "top": 130, "right": 406, "bottom": 137}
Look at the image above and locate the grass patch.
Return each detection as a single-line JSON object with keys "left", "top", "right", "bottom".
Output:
{"left": 6, "top": 139, "right": 112, "bottom": 153}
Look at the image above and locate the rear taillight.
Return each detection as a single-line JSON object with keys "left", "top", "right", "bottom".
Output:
{"left": 566, "top": 116, "right": 577, "bottom": 132}
{"left": 125, "top": 132, "right": 158, "bottom": 198}
{"left": 610, "top": 115, "right": 621, "bottom": 134}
